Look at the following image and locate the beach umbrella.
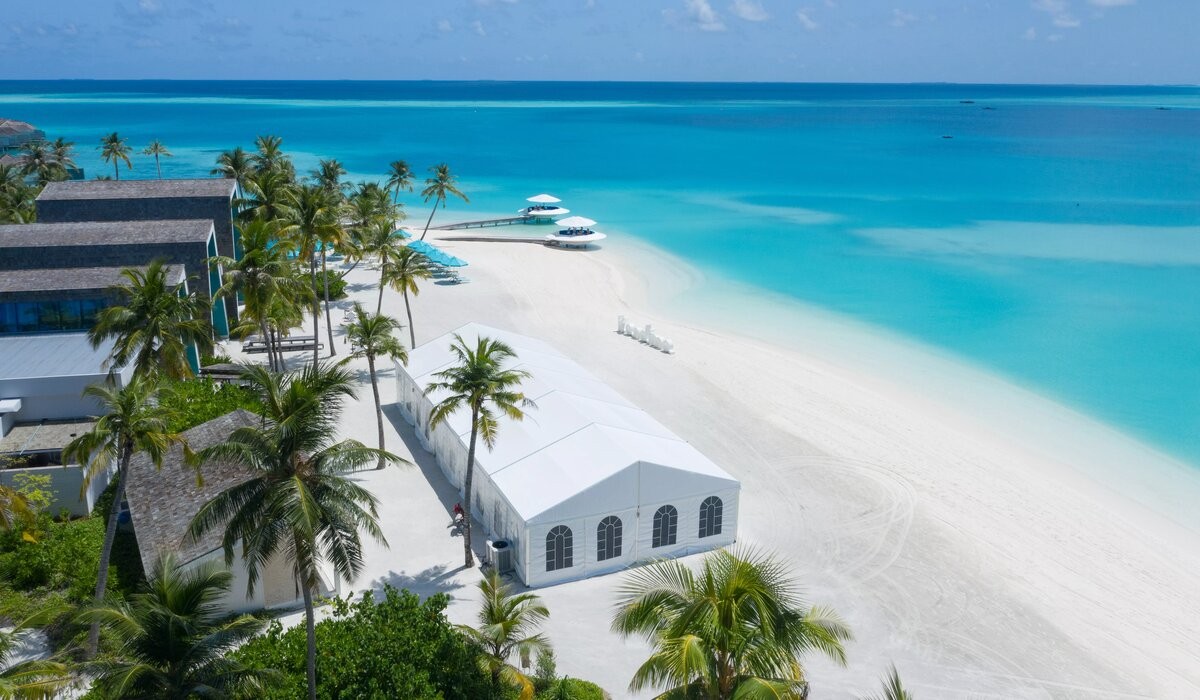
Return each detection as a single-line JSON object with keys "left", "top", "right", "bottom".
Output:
{"left": 527, "top": 193, "right": 561, "bottom": 204}
{"left": 555, "top": 216, "right": 597, "bottom": 228}
{"left": 394, "top": 228, "right": 411, "bottom": 239}
{"left": 439, "top": 253, "right": 469, "bottom": 267}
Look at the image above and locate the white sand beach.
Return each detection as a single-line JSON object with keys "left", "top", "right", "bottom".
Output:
{"left": 279, "top": 228, "right": 1200, "bottom": 699}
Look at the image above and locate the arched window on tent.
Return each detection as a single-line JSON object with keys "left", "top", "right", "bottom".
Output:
{"left": 652, "top": 505, "right": 678, "bottom": 548}
{"left": 597, "top": 516, "right": 622, "bottom": 561}
{"left": 546, "top": 525, "right": 573, "bottom": 572}
{"left": 699, "top": 496, "right": 723, "bottom": 538}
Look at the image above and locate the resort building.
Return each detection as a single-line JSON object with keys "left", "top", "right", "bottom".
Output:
{"left": 0, "top": 220, "right": 230, "bottom": 339}
{"left": 35, "top": 179, "right": 239, "bottom": 322}
{"left": 124, "top": 410, "right": 329, "bottom": 613}
{"left": 0, "top": 333, "right": 131, "bottom": 516}
{"left": 395, "top": 323, "right": 740, "bottom": 587}
{"left": 0, "top": 118, "right": 45, "bottom": 152}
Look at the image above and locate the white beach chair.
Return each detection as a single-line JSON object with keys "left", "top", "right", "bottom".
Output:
{"left": 617, "top": 315, "right": 627, "bottom": 334}
{"left": 661, "top": 339, "right": 674, "bottom": 354}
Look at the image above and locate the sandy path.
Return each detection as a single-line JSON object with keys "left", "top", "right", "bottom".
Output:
{"left": 278, "top": 234, "right": 1200, "bottom": 699}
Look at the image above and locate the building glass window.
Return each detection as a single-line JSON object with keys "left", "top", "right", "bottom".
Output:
{"left": 597, "top": 516, "right": 622, "bottom": 561}
{"left": 546, "top": 525, "right": 573, "bottom": 572}
{"left": 699, "top": 496, "right": 723, "bottom": 538}
{"left": 652, "top": 505, "right": 678, "bottom": 548}
{"left": 0, "top": 298, "right": 111, "bottom": 335}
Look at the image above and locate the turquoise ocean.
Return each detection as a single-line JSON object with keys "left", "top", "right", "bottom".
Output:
{"left": 3, "top": 81, "right": 1198, "bottom": 464}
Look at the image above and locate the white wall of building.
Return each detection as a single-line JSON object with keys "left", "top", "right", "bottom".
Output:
{"left": 0, "top": 459, "right": 114, "bottom": 517}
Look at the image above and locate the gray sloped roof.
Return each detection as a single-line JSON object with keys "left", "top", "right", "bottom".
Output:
{"left": 124, "top": 409, "right": 262, "bottom": 571}
{"left": 0, "top": 264, "right": 184, "bottom": 294}
{"left": 0, "top": 220, "right": 214, "bottom": 247}
{"left": 37, "top": 178, "right": 236, "bottom": 201}
{"left": 0, "top": 119, "right": 39, "bottom": 137}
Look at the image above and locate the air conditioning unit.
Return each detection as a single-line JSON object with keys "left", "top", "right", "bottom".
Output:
{"left": 488, "top": 539, "right": 513, "bottom": 574}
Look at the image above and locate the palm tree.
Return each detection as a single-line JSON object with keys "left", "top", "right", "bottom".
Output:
{"left": 862, "top": 666, "right": 913, "bottom": 700}
{"left": 417, "top": 163, "right": 469, "bottom": 241}
{"left": 312, "top": 158, "right": 348, "bottom": 201}
{"left": 286, "top": 184, "right": 340, "bottom": 365}
{"left": 612, "top": 548, "right": 853, "bottom": 700}
{"left": 141, "top": 139, "right": 172, "bottom": 179}
{"left": 0, "top": 607, "right": 71, "bottom": 699}
{"left": 380, "top": 244, "right": 433, "bottom": 345}
{"left": 250, "top": 134, "right": 293, "bottom": 179}
{"left": 188, "top": 362, "right": 401, "bottom": 700}
{"left": 237, "top": 167, "right": 297, "bottom": 225}
{"left": 87, "top": 259, "right": 214, "bottom": 380}
{"left": 211, "top": 146, "right": 254, "bottom": 192}
{"left": 213, "top": 218, "right": 308, "bottom": 371}
{"left": 19, "top": 140, "right": 65, "bottom": 187}
{"left": 80, "top": 553, "right": 273, "bottom": 699}
{"left": 458, "top": 570, "right": 550, "bottom": 699}
{"left": 0, "top": 165, "right": 36, "bottom": 223}
{"left": 345, "top": 304, "right": 408, "bottom": 469}
{"left": 50, "top": 137, "right": 76, "bottom": 173}
{"left": 99, "top": 132, "right": 132, "bottom": 180}
{"left": 426, "top": 336, "right": 532, "bottom": 567}
{"left": 62, "top": 377, "right": 181, "bottom": 658}
{"left": 384, "top": 160, "right": 414, "bottom": 203}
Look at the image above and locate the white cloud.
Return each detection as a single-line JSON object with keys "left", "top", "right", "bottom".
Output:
{"left": 730, "top": 0, "right": 769, "bottom": 22}
{"left": 1047, "top": 33, "right": 1064, "bottom": 41}
{"left": 665, "top": 0, "right": 727, "bottom": 31}
{"left": 585, "top": 0, "right": 596, "bottom": 7}
{"left": 890, "top": 8, "right": 917, "bottom": 27}
{"left": 471, "top": 20, "right": 486, "bottom": 36}
{"left": 437, "top": 19, "right": 453, "bottom": 33}
{"left": 1022, "top": 26, "right": 1037, "bottom": 40}
{"left": 1088, "top": 0, "right": 1134, "bottom": 5}
{"left": 137, "top": 0, "right": 160, "bottom": 14}
{"left": 1032, "top": 0, "right": 1080, "bottom": 28}
{"left": 796, "top": 9, "right": 818, "bottom": 30}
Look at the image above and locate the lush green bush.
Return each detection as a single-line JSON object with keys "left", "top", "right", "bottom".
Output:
{"left": 233, "top": 586, "right": 500, "bottom": 699}
{"left": 157, "top": 378, "right": 262, "bottom": 433}
{"left": 317, "top": 269, "right": 347, "bottom": 300}
{"left": 536, "top": 677, "right": 607, "bottom": 700}
{"left": 200, "top": 352, "right": 233, "bottom": 367}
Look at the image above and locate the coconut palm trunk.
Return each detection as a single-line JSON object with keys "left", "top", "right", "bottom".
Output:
{"left": 154, "top": 154, "right": 161, "bottom": 179}
{"left": 321, "top": 249, "right": 336, "bottom": 356}
{"left": 367, "top": 354, "right": 386, "bottom": 469}
{"left": 300, "top": 562, "right": 318, "bottom": 700}
{"left": 260, "top": 319, "right": 276, "bottom": 372}
{"left": 113, "top": 160, "right": 120, "bottom": 180}
{"left": 418, "top": 198, "right": 441, "bottom": 242}
{"left": 376, "top": 252, "right": 388, "bottom": 315}
{"left": 88, "top": 439, "right": 131, "bottom": 656}
{"left": 310, "top": 257, "right": 320, "bottom": 370}
{"left": 462, "top": 403, "right": 480, "bottom": 568}
{"left": 402, "top": 287, "right": 416, "bottom": 348}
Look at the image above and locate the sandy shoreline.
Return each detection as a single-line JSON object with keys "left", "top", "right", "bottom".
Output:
{"left": 300, "top": 226, "right": 1200, "bottom": 699}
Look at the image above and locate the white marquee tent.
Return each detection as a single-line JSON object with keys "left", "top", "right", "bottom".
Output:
{"left": 395, "top": 323, "right": 740, "bottom": 587}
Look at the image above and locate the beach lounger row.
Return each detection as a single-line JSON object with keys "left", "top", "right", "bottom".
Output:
{"left": 617, "top": 315, "right": 674, "bottom": 354}
{"left": 243, "top": 337, "right": 323, "bottom": 354}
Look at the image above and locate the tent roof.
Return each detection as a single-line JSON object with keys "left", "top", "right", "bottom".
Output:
{"left": 526, "top": 194, "right": 561, "bottom": 204}
{"left": 401, "top": 323, "right": 738, "bottom": 522}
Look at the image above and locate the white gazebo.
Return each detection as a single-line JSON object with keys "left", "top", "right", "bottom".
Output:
{"left": 519, "top": 194, "right": 570, "bottom": 222}
{"left": 546, "top": 215, "right": 607, "bottom": 249}
{"left": 394, "top": 323, "right": 740, "bottom": 587}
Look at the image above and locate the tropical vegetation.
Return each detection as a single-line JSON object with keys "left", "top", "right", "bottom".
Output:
{"left": 0, "top": 604, "right": 72, "bottom": 699}
{"left": 459, "top": 570, "right": 551, "bottom": 700}
{"left": 87, "top": 259, "right": 214, "bottom": 380}
{"left": 187, "top": 362, "right": 401, "bottom": 700}
{"left": 61, "top": 377, "right": 182, "bottom": 657}
{"left": 427, "top": 335, "right": 533, "bottom": 567}
{"left": 418, "top": 163, "right": 469, "bottom": 240}
{"left": 345, "top": 303, "right": 408, "bottom": 468}
{"left": 612, "top": 547, "right": 852, "bottom": 699}
{"left": 78, "top": 553, "right": 272, "bottom": 699}
{"left": 140, "top": 139, "right": 172, "bottom": 179}
{"left": 98, "top": 132, "right": 132, "bottom": 180}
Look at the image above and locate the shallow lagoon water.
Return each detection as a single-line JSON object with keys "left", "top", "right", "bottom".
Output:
{"left": 3, "top": 80, "right": 1198, "bottom": 463}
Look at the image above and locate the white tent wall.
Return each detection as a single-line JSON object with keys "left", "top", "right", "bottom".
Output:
{"left": 392, "top": 324, "right": 742, "bottom": 589}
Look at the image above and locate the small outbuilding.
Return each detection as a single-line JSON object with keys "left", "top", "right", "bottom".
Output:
{"left": 124, "top": 409, "right": 333, "bottom": 613}
{"left": 395, "top": 323, "right": 739, "bottom": 587}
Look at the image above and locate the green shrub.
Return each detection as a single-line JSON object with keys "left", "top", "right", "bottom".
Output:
{"left": 317, "top": 269, "right": 347, "bottom": 300}
{"left": 534, "top": 649, "right": 558, "bottom": 692}
{"left": 536, "top": 677, "right": 607, "bottom": 700}
{"left": 233, "top": 586, "right": 497, "bottom": 699}
{"left": 157, "top": 378, "right": 262, "bottom": 433}
{"left": 200, "top": 352, "right": 233, "bottom": 367}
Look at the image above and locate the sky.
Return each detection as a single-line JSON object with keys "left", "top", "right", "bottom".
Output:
{"left": 1, "top": 0, "right": 1194, "bottom": 84}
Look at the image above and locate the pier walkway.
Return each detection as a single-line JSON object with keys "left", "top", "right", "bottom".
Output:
{"left": 431, "top": 215, "right": 533, "bottom": 230}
